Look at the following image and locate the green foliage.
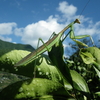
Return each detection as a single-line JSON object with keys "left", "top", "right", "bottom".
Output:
{"left": 80, "top": 47, "right": 100, "bottom": 70}
{"left": 66, "top": 46, "right": 100, "bottom": 99}
{"left": 48, "top": 40, "right": 90, "bottom": 99}
{"left": 0, "top": 50, "right": 75, "bottom": 99}
{"left": 0, "top": 49, "right": 64, "bottom": 81}
{"left": 0, "top": 37, "right": 100, "bottom": 99}
{"left": 0, "top": 48, "right": 74, "bottom": 99}
{"left": 0, "top": 78, "right": 73, "bottom": 100}
{"left": 79, "top": 47, "right": 100, "bottom": 79}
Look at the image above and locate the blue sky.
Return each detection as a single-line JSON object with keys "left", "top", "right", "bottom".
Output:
{"left": 0, "top": 0, "right": 100, "bottom": 55}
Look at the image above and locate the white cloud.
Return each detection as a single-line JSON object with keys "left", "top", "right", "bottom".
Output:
{"left": 14, "top": 27, "right": 24, "bottom": 36}
{"left": 14, "top": 15, "right": 64, "bottom": 48}
{"left": 57, "top": 1, "right": 77, "bottom": 21}
{"left": 0, "top": 35, "right": 12, "bottom": 42}
{"left": 0, "top": 22, "right": 17, "bottom": 35}
{"left": 0, "top": 22, "right": 16, "bottom": 42}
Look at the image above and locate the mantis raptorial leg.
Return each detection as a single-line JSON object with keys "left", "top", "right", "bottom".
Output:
{"left": 69, "top": 24, "right": 95, "bottom": 47}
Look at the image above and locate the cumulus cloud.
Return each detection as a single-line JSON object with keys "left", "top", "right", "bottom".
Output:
{"left": 0, "top": 22, "right": 16, "bottom": 42}
{"left": 57, "top": 1, "right": 77, "bottom": 18}
{"left": 0, "top": 22, "right": 16, "bottom": 35}
{"left": 14, "top": 15, "right": 64, "bottom": 48}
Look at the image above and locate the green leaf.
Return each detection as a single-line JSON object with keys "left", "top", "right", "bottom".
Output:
{"left": 95, "top": 92, "right": 100, "bottom": 96}
{"left": 70, "top": 70, "right": 90, "bottom": 93}
{"left": 0, "top": 50, "right": 30, "bottom": 72}
{"left": 79, "top": 48, "right": 95, "bottom": 64}
{"left": 48, "top": 41, "right": 73, "bottom": 90}
{"left": 93, "top": 66, "right": 100, "bottom": 78}
{"left": 86, "top": 47, "right": 100, "bottom": 64}
{"left": 34, "top": 54, "right": 64, "bottom": 84}
{"left": 0, "top": 78, "right": 74, "bottom": 100}
{"left": 79, "top": 47, "right": 100, "bottom": 70}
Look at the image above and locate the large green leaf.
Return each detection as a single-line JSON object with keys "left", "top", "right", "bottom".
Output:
{"left": 70, "top": 70, "right": 90, "bottom": 93}
{"left": 0, "top": 78, "right": 74, "bottom": 100}
{"left": 48, "top": 41, "right": 73, "bottom": 90}
{"left": 0, "top": 50, "right": 30, "bottom": 73}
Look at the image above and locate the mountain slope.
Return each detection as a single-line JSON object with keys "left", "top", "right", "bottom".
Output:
{"left": 0, "top": 39, "right": 35, "bottom": 52}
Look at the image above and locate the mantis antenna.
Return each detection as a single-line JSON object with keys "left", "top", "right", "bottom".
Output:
{"left": 79, "top": 0, "right": 91, "bottom": 19}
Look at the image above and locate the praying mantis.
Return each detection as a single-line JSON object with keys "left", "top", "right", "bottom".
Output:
{"left": 14, "top": 19, "right": 94, "bottom": 67}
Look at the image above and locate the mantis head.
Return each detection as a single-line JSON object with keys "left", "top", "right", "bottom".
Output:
{"left": 74, "top": 19, "right": 80, "bottom": 24}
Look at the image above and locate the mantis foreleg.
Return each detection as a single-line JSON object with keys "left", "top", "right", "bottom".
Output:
{"left": 70, "top": 24, "right": 95, "bottom": 47}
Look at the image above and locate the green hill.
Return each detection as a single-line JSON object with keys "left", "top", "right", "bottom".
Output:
{"left": 0, "top": 39, "right": 35, "bottom": 52}
{"left": 0, "top": 39, "right": 35, "bottom": 56}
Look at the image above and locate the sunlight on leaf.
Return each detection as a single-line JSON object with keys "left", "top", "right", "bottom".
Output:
{"left": 93, "top": 66, "right": 100, "bottom": 78}
{"left": 95, "top": 92, "right": 100, "bottom": 96}
{"left": 80, "top": 47, "right": 100, "bottom": 70}
{"left": 70, "top": 70, "right": 90, "bottom": 93}
{"left": 79, "top": 48, "right": 95, "bottom": 64}
{"left": 0, "top": 78, "right": 74, "bottom": 100}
